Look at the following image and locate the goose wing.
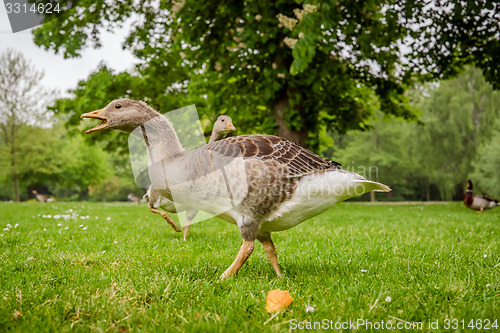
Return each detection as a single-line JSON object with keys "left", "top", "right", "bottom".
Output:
{"left": 478, "top": 195, "right": 498, "bottom": 203}
{"left": 207, "top": 134, "right": 340, "bottom": 177}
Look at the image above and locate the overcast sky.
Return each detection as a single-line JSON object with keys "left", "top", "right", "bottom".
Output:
{"left": 0, "top": 5, "right": 137, "bottom": 96}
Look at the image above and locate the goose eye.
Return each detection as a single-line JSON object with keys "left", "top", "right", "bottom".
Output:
{"left": 115, "top": 104, "right": 122, "bottom": 109}
{"left": 221, "top": 119, "right": 225, "bottom": 122}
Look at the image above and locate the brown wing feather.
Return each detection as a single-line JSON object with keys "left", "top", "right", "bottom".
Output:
{"left": 479, "top": 195, "right": 499, "bottom": 203}
{"left": 207, "top": 134, "right": 340, "bottom": 177}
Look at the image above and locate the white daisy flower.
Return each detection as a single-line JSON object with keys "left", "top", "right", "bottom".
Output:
{"left": 305, "top": 305, "right": 315, "bottom": 313}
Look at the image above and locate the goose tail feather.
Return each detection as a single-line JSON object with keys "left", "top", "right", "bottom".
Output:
{"left": 352, "top": 180, "right": 391, "bottom": 193}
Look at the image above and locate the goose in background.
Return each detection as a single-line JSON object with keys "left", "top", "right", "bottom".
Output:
{"left": 127, "top": 193, "right": 143, "bottom": 204}
{"left": 145, "top": 115, "right": 236, "bottom": 240}
{"left": 32, "top": 190, "right": 54, "bottom": 202}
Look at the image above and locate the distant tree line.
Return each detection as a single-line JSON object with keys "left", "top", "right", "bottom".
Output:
{"left": 331, "top": 66, "right": 500, "bottom": 201}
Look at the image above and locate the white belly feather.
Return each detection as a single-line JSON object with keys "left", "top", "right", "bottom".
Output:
{"left": 261, "top": 170, "right": 390, "bottom": 232}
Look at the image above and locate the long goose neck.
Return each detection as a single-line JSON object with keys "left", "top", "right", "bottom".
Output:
{"left": 209, "top": 130, "right": 222, "bottom": 143}
{"left": 137, "top": 108, "right": 184, "bottom": 161}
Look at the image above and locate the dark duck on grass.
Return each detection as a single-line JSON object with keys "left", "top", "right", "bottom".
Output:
{"left": 81, "top": 98, "right": 391, "bottom": 279}
{"left": 464, "top": 180, "right": 499, "bottom": 212}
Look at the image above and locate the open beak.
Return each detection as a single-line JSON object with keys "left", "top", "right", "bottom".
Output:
{"left": 225, "top": 123, "right": 236, "bottom": 131}
{"left": 81, "top": 108, "right": 109, "bottom": 134}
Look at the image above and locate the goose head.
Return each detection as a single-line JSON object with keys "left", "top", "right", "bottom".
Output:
{"left": 81, "top": 98, "right": 160, "bottom": 134}
{"left": 213, "top": 115, "right": 236, "bottom": 137}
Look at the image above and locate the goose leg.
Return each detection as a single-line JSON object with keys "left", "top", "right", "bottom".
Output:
{"left": 148, "top": 205, "right": 181, "bottom": 232}
{"left": 183, "top": 209, "right": 198, "bottom": 241}
{"left": 257, "top": 233, "right": 282, "bottom": 277}
{"left": 183, "top": 224, "right": 190, "bottom": 241}
{"left": 147, "top": 189, "right": 181, "bottom": 232}
{"left": 220, "top": 240, "right": 255, "bottom": 279}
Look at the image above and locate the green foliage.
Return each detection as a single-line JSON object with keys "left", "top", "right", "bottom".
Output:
{"left": 0, "top": 117, "right": 136, "bottom": 202}
{"left": 332, "top": 114, "right": 415, "bottom": 201}
{"left": 88, "top": 153, "right": 141, "bottom": 202}
{"left": 470, "top": 119, "right": 500, "bottom": 198}
{"left": 0, "top": 49, "right": 54, "bottom": 201}
{"left": 332, "top": 67, "right": 500, "bottom": 201}
{"left": 0, "top": 124, "right": 65, "bottom": 200}
{"left": 89, "top": 176, "right": 139, "bottom": 202}
{"left": 59, "top": 135, "right": 111, "bottom": 200}
{"left": 0, "top": 202, "right": 498, "bottom": 331}
{"left": 33, "top": 0, "right": 500, "bottom": 149}
{"left": 413, "top": 67, "right": 500, "bottom": 200}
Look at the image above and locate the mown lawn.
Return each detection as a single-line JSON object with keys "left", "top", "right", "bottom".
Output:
{"left": 0, "top": 202, "right": 498, "bottom": 332}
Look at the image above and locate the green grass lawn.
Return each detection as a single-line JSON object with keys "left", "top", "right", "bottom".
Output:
{"left": 0, "top": 202, "right": 498, "bottom": 332}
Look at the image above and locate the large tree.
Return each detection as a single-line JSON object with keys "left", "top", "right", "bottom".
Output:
{"left": 34, "top": 0, "right": 499, "bottom": 149}
{"left": 0, "top": 49, "right": 54, "bottom": 201}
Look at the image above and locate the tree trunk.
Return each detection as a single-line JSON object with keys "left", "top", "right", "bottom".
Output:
{"left": 425, "top": 181, "right": 431, "bottom": 201}
{"left": 12, "top": 172, "right": 20, "bottom": 202}
{"left": 273, "top": 93, "right": 308, "bottom": 147}
{"left": 79, "top": 187, "right": 86, "bottom": 201}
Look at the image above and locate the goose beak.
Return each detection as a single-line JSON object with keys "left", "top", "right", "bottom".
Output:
{"left": 226, "top": 123, "right": 236, "bottom": 131}
{"left": 81, "top": 108, "right": 109, "bottom": 134}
